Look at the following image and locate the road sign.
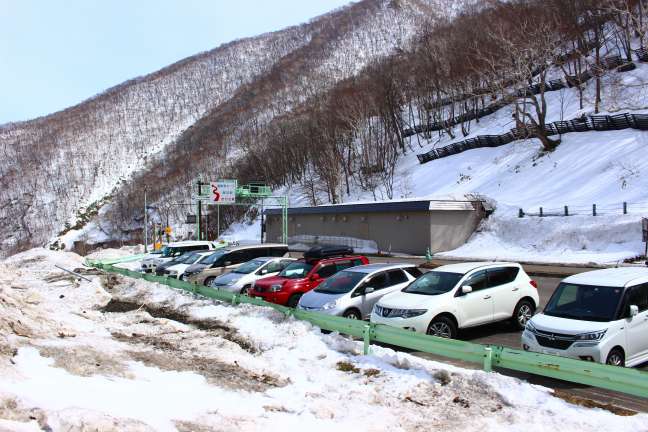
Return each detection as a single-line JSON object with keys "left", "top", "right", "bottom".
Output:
{"left": 210, "top": 180, "right": 237, "bottom": 203}
{"left": 164, "top": 226, "right": 172, "bottom": 235}
{"left": 643, "top": 218, "right": 648, "bottom": 242}
{"left": 185, "top": 214, "right": 196, "bottom": 224}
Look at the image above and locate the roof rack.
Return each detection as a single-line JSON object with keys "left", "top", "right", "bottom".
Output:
{"left": 303, "top": 245, "right": 355, "bottom": 261}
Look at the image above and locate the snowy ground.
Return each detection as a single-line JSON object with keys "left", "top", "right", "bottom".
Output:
{"left": 0, "top": 248, "right": 646, "bottom": 431}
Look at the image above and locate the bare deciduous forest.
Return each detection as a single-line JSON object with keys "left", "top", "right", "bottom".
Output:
{"left": 1, "top": 0, "right": 646, "bottom": 255}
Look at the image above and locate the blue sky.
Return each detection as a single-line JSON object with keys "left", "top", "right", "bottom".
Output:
{"left": 0, "top": 0, "right": 353, "bottom": 124}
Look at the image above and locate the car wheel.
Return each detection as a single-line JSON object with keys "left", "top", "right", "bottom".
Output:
{"left": 287, "top": 293, "right": 303, "bottom": 308}
{"left": 240, "top": 285, "right": 250, "bottom": 295}
{"left": 343, "top": 309, "right": 361, "bottom": 320}
{"left": 426, "top": 316, "right": 457, "bottom": 339}
{"left": 512, "top": 299, "right": 535, "bottom": 330}
{"left": 204, "top": 277, "right": 215, "bottom": 286}
{"left": 605, "top": 348, "right": 625, "bottom": 367}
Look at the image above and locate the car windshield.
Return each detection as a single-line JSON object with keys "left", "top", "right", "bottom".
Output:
{"left": 544, "top": 283, "right": 624, "bottom": 322}
{"left": 403, "top": 271, "right": 462, "bottom": 295}
{"left": 201, "top": 250, "right": 228, "bottom": 265}
{"left": 161, "top": 246, "right": 179, "bottom": 258}
{"left": 182, "top": 253, "right": 204, "bottom": 265}
{"left": 234, "top": 259, "right": 266, "bottom": 274}
{"left": 170, "top": 253, "right": 193, "bottom": 264}
{"left": 279, "top": 261, "right": 314, "bottom": 279}
{"left": 314, "top": 270, "right": 365, "bottom": 294}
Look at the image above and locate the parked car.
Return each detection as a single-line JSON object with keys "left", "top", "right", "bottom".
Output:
{"left": 521, "top": 267, "right": 648, "bottom": 367}
{"left": 297, "top": 263, "right": 422, "bottom": 319}
{"left": 370, "top": 262, "right": 538, "bottom": 339}
{"left": 154, "top": 251, "right": 196, "bottom": 276}
{"left": 209, "top": 257, "right": 296, "bottom": 294}
{"left": 184, "top": 243, "right": 289, "bottom": 285}
{"left": 140, "top": 241, "right": 222, "bottom": 273}
{"left": 160, "top": 250, "right": 216, "bottom": 279}
{"left": 249, "top": 245, "right": 369, "bottom": 307}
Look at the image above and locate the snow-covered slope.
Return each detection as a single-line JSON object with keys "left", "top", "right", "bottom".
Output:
{"left": 0, "top": 0, "right": 446, "bottom": 257}
{"left": 0, "top": 248, "right": 644, "bottom": 430}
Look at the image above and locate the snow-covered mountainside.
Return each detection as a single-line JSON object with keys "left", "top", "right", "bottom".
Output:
{"left": 0, "top": 0, "right": 446, "bottom": 256}
{"left": 0, "top": 248, "right": 645, "bottom": 430}
{"left": 225, "top": 56, "right": 648, "bottom": 264}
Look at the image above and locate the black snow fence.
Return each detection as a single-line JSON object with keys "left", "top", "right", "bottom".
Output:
{"left": 416, "top": 113, "right": 648, "bottom": 164}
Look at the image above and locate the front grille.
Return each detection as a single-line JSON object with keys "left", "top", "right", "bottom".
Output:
{"left": 535, "top": 335, "right": 573, "bottom": 350}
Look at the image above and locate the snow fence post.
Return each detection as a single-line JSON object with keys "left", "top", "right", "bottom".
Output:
{"left": 483, "top": 347, "right": 493, "bottom": 372}
{"left": 363, "top": 324, "right": 375, "bottom": 355}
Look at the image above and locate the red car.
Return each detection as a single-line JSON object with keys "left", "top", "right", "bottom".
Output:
{"left": 249, "top": 246, "right": 369, "bottom": 307}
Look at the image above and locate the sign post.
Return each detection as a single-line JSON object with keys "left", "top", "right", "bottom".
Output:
{"left": 643, "top": 218, "right": 648, "bottom": 258}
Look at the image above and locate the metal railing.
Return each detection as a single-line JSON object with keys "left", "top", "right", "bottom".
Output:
{"left": 87, "top": 259, "right": 648, "bottom": 399}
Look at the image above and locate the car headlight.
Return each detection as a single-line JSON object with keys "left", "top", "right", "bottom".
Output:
{"left": 575, "top": 330, "right": 606, "bottom": 341}
{"left": 321, "top": 300, "right": 337, "bottom": 310}
{"left": 270, "top": 284, "right": 283, "bottom": 292}
{"left": 380, "top": 308, "right": 427, "bottom": 318}
{"left": 525, "top": 321, "right": 536, "bottom": 333}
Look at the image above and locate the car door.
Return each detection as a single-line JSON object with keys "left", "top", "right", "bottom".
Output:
{"left": 455, "top": 270, "right": 493, "bottom": 327}
{"left": 624, "top": 283, "right": 648, "bottom": 362}
{"left": 355, "top": 271, "right": 392, "bottom": 318}
{"left": 310, "top": 263, "right": 338, "bottom": 288}
{"left": 486, "top": 267, "right": 521, "bottom": 321}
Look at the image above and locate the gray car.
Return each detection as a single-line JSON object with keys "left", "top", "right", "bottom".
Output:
{"left": 297, "top": 263, "right": 422, "bottom": 319}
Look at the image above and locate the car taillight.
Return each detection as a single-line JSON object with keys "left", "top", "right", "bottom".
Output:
{"left": 530, "top": 280, "right": 538, "bottom": 289}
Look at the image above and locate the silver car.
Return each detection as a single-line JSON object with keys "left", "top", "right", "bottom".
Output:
{"left": 297, "top": 263, "right": 422, "bottom": 319}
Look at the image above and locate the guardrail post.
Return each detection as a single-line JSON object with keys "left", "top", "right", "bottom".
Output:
{"left": 363, "top": 324, "right": 375, "bottom": 355}
{"left": 483, "top": 347, "right": 493, "bottom": 372}
{"left": 231, "top": 294, "right": 239, "bottom": 306}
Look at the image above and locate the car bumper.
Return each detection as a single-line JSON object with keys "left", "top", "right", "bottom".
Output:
{"left": 520, "top": 330, "right": 604, "bottom": 363}
{"left": 369, "top": 312, "right": 429, "bottom": 333}
{"left": 248, "top": 289, "right": 291, "bottom": 305}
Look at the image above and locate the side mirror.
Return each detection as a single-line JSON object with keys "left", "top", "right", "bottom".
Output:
{"left": 224, "top": 261, "right": 232, "bottom": 266}
{"left": 260, "top": 268, "right": 268, "bottom": 275}
{"left": 364, "top": 286, "right": 375, "bottom": 294}
{"left": 461, "top": 285, "right": 473, "bottom": 294}
{"left": 630, "top": 304, "right": 639, "bottom": 317}
{"left": 310, "top": 273, "right": 320, "bottom": 281}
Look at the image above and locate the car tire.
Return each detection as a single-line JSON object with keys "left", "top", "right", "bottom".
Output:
{"left": 512, "top": 299, "right": 535, "bottom": 330}
{"left": 605, "top": 348, "right": 625, "bottom": 367}
{"left": 204, "top": 277, "right": 215, "bottom": 286}
{"left": 287, "top": 293, "right": 303, "bottom": 308}
{"left": 240, "top": 285, "right": 250, "bottom": 295}
{"left": 343, "top": 309, "right": 361, "bottom": 320}
{"left": 426, "top": 316, "right": 457, "bottom": 339}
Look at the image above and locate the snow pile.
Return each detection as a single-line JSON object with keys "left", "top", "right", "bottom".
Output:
{"left": 0, "top": 248, "right": 645, "bottom": 430}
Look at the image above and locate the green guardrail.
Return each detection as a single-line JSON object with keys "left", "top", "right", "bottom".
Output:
{"left": 88, "top": 260, "right": 648, "bottom": 399}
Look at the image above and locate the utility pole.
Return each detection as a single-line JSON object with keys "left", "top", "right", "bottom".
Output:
{"left": 144, "top": 187, "right": 148, "bottom": 252}
{"left": 196, "top": 179, "right": 203, "bottom": 240}
{"left": 217, "top": 204, "right": 220, "bottom": 239}
{"left": 260, "top": 198, "right": 264, "bottom": 244}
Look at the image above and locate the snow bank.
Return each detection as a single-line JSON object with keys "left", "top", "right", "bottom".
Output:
{"left": 0, "top": 248, "right": 646, "bottom": 430}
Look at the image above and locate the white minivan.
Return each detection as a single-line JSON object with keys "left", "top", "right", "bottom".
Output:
{"left": 522, "top": 267, "right": 648, "bottom": 367}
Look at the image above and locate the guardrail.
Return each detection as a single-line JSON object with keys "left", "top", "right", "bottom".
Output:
{"left": 87, "top": 259, "right": 648, "bottom": 399}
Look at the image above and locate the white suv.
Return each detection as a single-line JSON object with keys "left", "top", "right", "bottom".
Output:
{"left": 522, "top": 267, "right": 648, "bottom": 367}
{"left": 140, "top": 241, "right": 222, "bottom": 273}
{"left": 370, "top": 262, "right": 539, "bottom": 339}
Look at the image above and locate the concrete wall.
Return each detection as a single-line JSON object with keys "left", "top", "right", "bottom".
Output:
{"left": 266, "top": 207, "right": 484, "bottom": 255}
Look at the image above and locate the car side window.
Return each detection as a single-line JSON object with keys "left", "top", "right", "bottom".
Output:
{"left": 627, "top": 283, "right": 648, "bottom": 313}
{"left": 264, "top": 261, "right": 283, "bottom": 273}
{"left": 404, "top": 267, "right": 423, "bottom": 278}
{"left": 316, "top": 264, "right": 338, "bottom": 278}
{"left": 487, "top": 267, "right": 519, "bottom": 287}
{"left": 267, "top": 247, "right": 288, "bottom": 257}
{"left": 336, "top": 260, "right": 353, "bottom": 271}
{"left": 387, "top": 269, "right": 408, "bottom": 285}
{"left": 228, "top": 251, "right": 250, "bottom": 265}
{"left": 463, "top": 270, "right": 488, "bottom": 291}
{"left": 352, "top": 258, "right": 364, "bottom": 266}
{"left": 366, "top": 272, "right": 390, "bottom": 290}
